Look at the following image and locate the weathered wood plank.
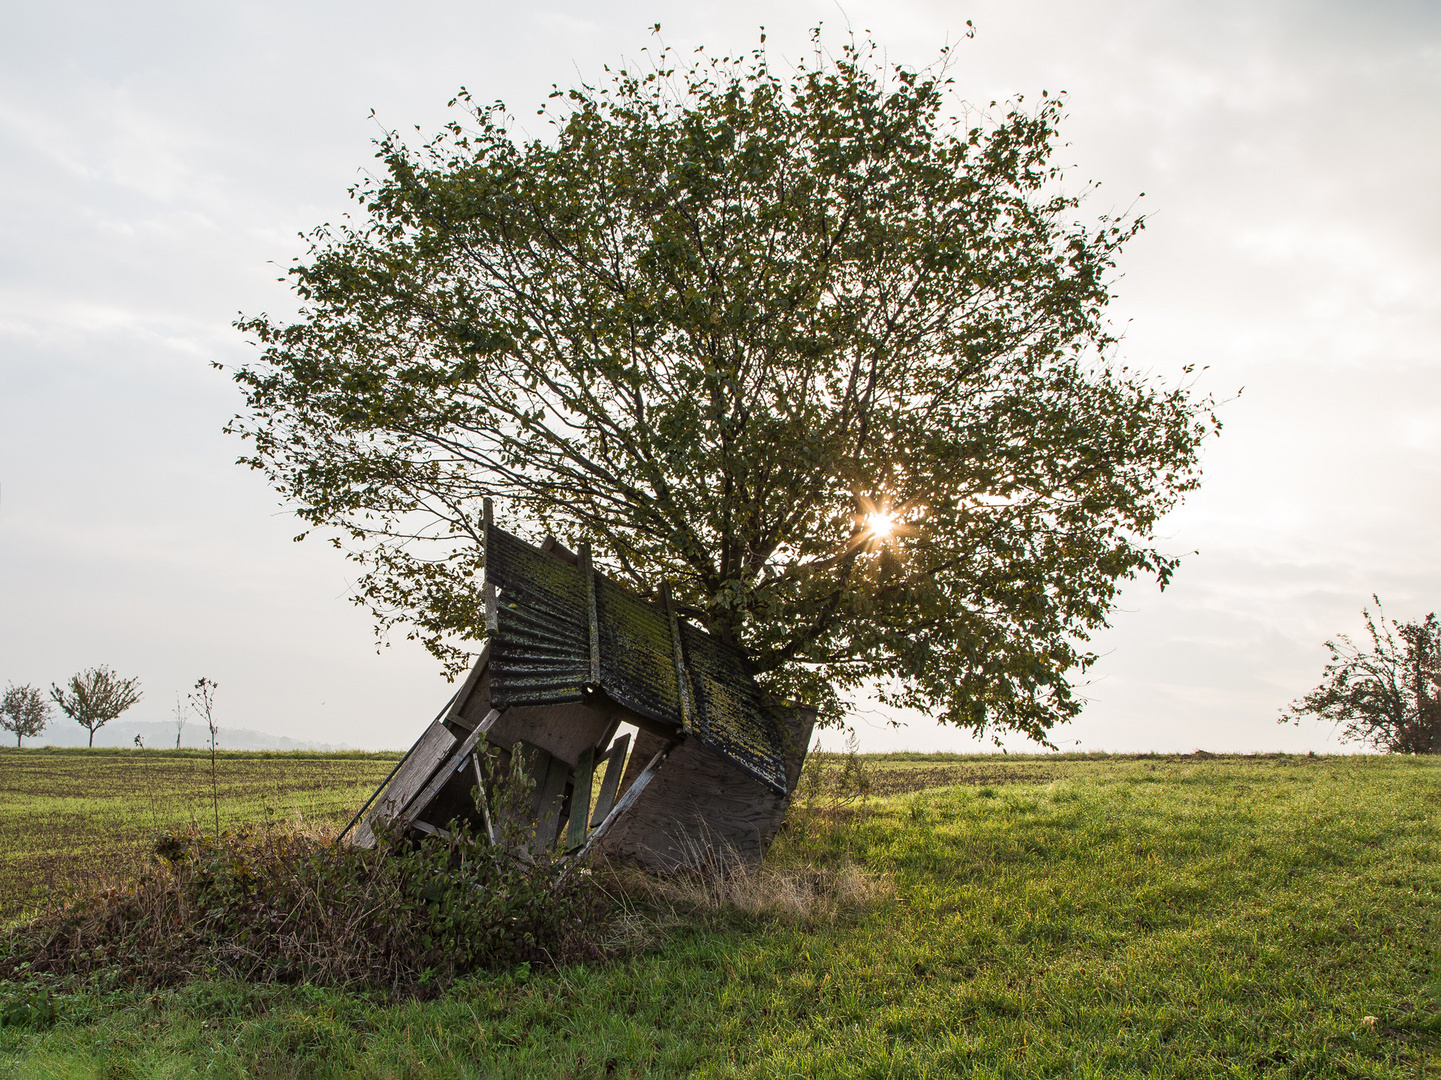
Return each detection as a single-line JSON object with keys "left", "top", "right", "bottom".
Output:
{"left": 350, "top": 721, "right": 457, "bottom": 849}
{"left": 531, "top": 749, "right": 571, "bottom": 850}
{"left": 483, "top": 700, "right": 614, "bottom": 770}
{"left": 589, "top": 732, "right": 630, "bottom": 827}
{"left": 597, "top": 734, "right": 786, "bottom": 870}
{"left": 400, "top": 709, "right": 500, "bottom": 826}
{"left": 566, "top": 746, "right": 595, "bottom": 851}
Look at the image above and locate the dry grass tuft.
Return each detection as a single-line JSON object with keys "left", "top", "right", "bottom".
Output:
{"left": 602, "top": 838, "right": 891, "bottom": 932}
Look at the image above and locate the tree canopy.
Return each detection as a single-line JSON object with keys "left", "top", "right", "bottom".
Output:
{"left": 230, "top": 33, "right": 1217, "bottom": 741}
{"left": 1282, "top": 600, "right": 1441, "bottom": 754}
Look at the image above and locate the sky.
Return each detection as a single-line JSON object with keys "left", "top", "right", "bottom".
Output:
{"left": 1, "top": 0, "right": 1437, "bottom": 754}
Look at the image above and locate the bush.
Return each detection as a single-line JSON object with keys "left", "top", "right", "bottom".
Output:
{"left": 0, "top": 813, "right": 602, "bottom": 995}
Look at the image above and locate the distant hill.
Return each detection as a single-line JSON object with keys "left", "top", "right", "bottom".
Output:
{"left": 31, "top": 720, "right": 355, "bottom": 752}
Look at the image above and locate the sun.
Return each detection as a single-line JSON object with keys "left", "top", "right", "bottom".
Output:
{"left": 864, "top": 508, "right": 898, "bottom": 543}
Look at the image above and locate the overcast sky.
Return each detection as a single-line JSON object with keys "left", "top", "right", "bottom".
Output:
{"left": 2, "top": 0, "right": 1437, "bottom": 754}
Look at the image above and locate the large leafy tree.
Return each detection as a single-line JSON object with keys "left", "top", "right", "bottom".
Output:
{"left": 230, "top": 33, "right": 1217, "bottom": 742}
{"left": 1282, "top": 600, "right": 1441, "bottom": 754}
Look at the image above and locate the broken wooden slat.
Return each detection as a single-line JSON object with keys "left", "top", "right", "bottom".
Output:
{"left": 590, "top": 732, "right": 630, "bottom": 827}
{"left": 350, "top": 721, "right": 458, "bottom": 848}
{"left": 571, "top": 739, "right": 676, "bottom": 865}
{"left": 566, "top": 745, "right": 595, "bottom": 850}
{"left": 471, "top": 753, "right": 496, "bottom": 845}
{"left": 401, "top": 709, "right": 501, "bottom": 826}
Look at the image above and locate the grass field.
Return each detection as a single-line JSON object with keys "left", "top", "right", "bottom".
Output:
{"left": 0, "top": 747, "right": 401, "bottom": 925}
{"left": 1, "top": 750, "right": 1438, "bottom": 1078}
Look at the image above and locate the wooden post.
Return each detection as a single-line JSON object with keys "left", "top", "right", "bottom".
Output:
{"left": 471, "top": 754, "right": 496, "bottom": 845}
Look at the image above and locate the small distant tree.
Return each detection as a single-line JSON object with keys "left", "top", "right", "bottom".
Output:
{"left": 173, "top": 693, "right": 187, "bottom": 749}
{"left": 1, "top": 684, "right": 51, "bottom": 748}
{"left": 50, "top": 666, "right": 143, "bottom": 748}
{"left": 1282, "top": 599, "right": 1441, "bottom": 754}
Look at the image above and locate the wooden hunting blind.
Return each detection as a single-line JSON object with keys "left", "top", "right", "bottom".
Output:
{"left": 342, "top": 516, "right": 815, "bottom": 870}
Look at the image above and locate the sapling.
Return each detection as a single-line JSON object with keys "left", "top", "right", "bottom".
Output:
{"left": 189, "top": 678, "right": 220, "bottom": 837}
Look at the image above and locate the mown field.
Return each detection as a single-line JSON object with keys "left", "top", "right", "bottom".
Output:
{"left": 1, "top": 750, "right": 1438, "bottom": 1078}
{"left": 0, "top": 747, "right": 401, "bottom": 925}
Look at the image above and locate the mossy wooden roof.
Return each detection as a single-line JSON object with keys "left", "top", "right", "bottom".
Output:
{"left": 486, "top": 523, "right": 789, "bottom": 795}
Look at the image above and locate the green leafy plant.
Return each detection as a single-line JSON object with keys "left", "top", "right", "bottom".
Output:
{"left": 0, "top": 988, "right": 56, "bottom": 1030}
{"left": 227, "top": 27, "right": 1217, "bottom": 746}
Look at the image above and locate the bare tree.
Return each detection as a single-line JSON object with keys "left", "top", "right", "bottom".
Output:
{"left": 173, "top": 692, "right": 187, "bottom": 749}
{"left": 1, "top": 683, "right": 51, "bottom": 748}
{"left": 50, "top": 666, "right": 142, "bottom": 748}
{"left": 1282, "top": 599, "right": 1441, "bottom": 754}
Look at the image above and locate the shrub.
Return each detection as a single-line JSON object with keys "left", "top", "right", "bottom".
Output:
{"left": 0, "top": 811, "right": 602, "bottom": 995}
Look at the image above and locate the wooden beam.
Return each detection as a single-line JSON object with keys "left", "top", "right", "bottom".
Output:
{"left": 660, "top": 583, "right": 696, "bottom": 735}
{"left": 589, "top": 732, "right": 630, "bottom": 827}
{"left": 439, "top": 640, "right": 491, "bottom": 731}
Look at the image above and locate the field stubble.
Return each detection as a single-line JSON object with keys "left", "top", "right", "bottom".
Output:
{"left": 0, "top": 747, "right": 398, "bottom": 925}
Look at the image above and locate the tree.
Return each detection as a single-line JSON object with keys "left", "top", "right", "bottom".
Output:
{"left": 229, "top": 31, "right": 1217, "bottom": 743}
{"left": 173, "top": 692, "right": 187, "bottom": 749}
{"left": 1282, "top": 600, "right": 1441, "bottom": 754}
{"left": 1, "top": 684, "right": 51, "bottom": 748}
{"left": 50, "top": 666, "right": 143, "bottom": 748}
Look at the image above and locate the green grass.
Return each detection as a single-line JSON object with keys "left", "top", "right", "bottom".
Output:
{"left": 0, "top": 747, "right": 400, "bottom": 925}
{"left": 1, "top": 752, "right": 1438, "bottom": 1077}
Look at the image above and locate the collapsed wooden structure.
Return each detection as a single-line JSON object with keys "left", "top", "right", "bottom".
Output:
{"left": 340, "top": 512, "right": 815, "bottom": 870}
